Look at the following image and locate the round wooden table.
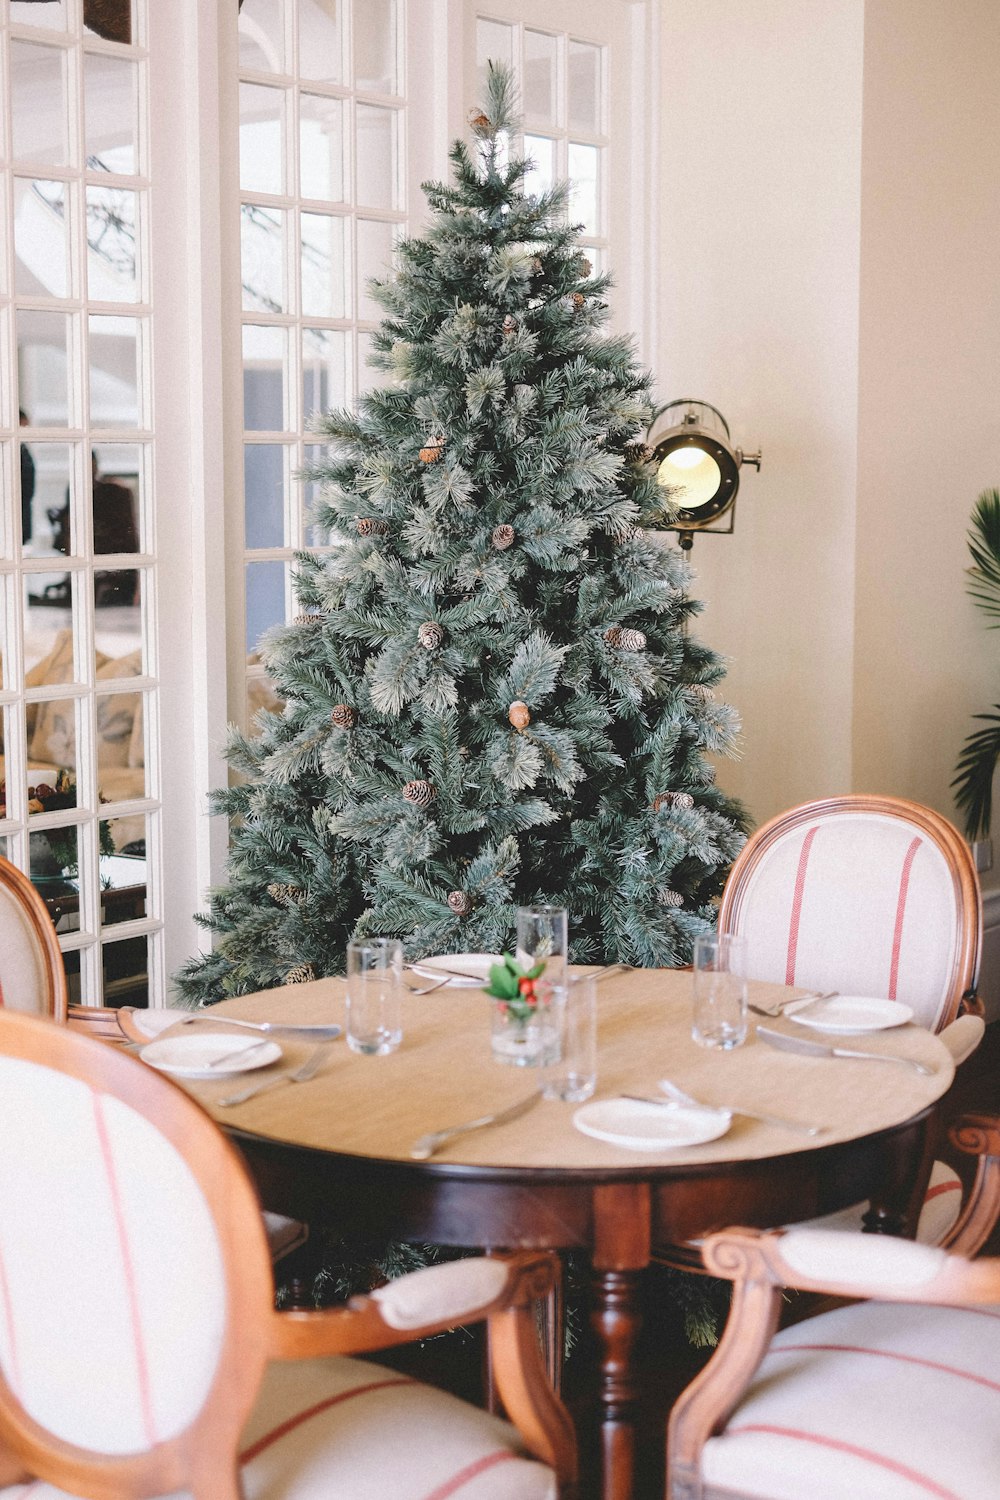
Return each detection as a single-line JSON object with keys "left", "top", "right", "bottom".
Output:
{"left": 178, "top": 969, "right": 953, "bottom": 1500}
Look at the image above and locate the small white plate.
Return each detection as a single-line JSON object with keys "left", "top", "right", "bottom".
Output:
{"left": 789, "top": 995, "right": 913, "bottom": 1033}
{"left": 572, "top": 1098, "right": 732, "bottom": 1152}
{"left": 139, "top": 1033, "right": 281, "bottom": 1079}
{"left": 411, "top": 953, "right": 503, "bottom": 988}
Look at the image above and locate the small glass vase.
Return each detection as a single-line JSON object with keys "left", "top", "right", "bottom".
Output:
{"left": 490, "top": 993, "right": 558, "bottom": 1067}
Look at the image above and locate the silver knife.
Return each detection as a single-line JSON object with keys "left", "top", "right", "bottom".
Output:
{"left": 410, "top": 1091, "right": 543, "bottom": 1160}
{"left": 755, "top": 1026, "right": 934, "bottom": 1075}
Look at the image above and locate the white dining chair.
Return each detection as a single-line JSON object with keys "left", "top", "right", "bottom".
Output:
{"left": 667, "top": 1113, "right": 1000, "bottom": 1500}
{"left": 0, "top": 852, "right": 67, "bottom": 1019}
{"left": 0, "top": 1008, "right": 577, "bottom": 1499}
{"left": 719, "top": 794, "right": 983, "bottom": 1244}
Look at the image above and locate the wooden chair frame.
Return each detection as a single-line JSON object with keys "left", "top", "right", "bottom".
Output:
{"left": 718, "top": 794, "right": 983, "bottom": 1026}
{"left": 0, "top": 854, "right": 67, "bottom": 1021}
{"left": 0, "top": 1011, "right": 578, "bottom": 1500}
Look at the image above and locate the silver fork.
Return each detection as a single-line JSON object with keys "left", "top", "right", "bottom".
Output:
{"left": 218, "top": 1043, "right": 332, "bottom": 1106}
{"left": 747, "top": 990, "right": 837, "bottom": 1018}
{"left": 403, "top": 974, "right": 452, "bottom": 996}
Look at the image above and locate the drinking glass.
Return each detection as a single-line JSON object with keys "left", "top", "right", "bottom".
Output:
{"left": 542, "top": 977, "right": 597, "bottom": 1101}
{"left": 692, "top": 932, "right": 748, "bottom": 1049}
{"left": 346, "top": 937, "right": 402, "bottom": 1055}
{"left": 515, "top": 904, "right": 568, "bottom": 988}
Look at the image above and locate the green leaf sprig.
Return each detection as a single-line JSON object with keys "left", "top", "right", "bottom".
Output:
{"left": 483, "top": 952, "right": 547, "bottom": 1022}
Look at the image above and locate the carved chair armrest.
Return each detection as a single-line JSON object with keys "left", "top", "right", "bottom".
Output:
{"left": 940, "top": 1112, "right": 1000, "bottom": 1255}
{"left": 269, "top": 1252, "right": 576, "bottom": 1484}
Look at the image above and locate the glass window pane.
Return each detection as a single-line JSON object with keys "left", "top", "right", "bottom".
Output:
{"left": 524, "top": 31, "right": 559, "bottom": 128}
{"left": 240, "top": 83, "right": 285, "bottom": 195}
{"left": 96, "top": 690, "right": 141, "bottom": 779}
{"left": 477, "top": 19, "right": 513, "bottom": 100}
{"left": 86, "top": 186, "right": 139, "bottom": 302}
{"left": 354, "top": 0, "right": 397, "bottom": 94}
{"left": 94, "top": 578, "right": 142, "bottom": 693}
{"left": 300, "top": 93, "right": 344, "bottom": 201}
{"left": 355, "top": 104, "right": 398, "bottom": 210}
{"left": 84, "top": 54, "right": 138, "bottom": 174}
{"left": 89, "top": 315, "right": 140, "bottom": 428}
{"left": 24, "top": 584, "right": 77, "bottom": 679}
{"left": 18, "top": 309, "right": 72, "bottom": 429}
{"left": 568, "top": 41, "right": 602, "bottom": 134}
{"left": 568, "top": 142, "right": 599, "bottom": 235}
{"left": 244, "top": 443, "right": 287, "bottom": 549}
{"left": 100, "top": 820, "right": 148, "bottom": 927}
{"left": 22, "top": 442, "right": 73, "bottom": 559}
{"left": 299, "top": 0, "right": 344, "bottom": 84}
{"left": 243, "top": 326, "right": 287, "bottom": 432}
{"left": 11, "top": 42, "right": 69, "bottom": 167}
{"left": 10, "top": 1, "right": 69, "bottom": 30}
{"left": 241, "top": 204, "right": 287, "bottom": 315}
{"left": 301, "top": 212, "right": 347, "bottom": 318}
{"left": 30, "top": 827, "right": 80, "bottom": 892}
{"left": 524, "top": 135, "right": 556, "bottom": 201}
{"left": 356, "top": 218, "right": 394, "bottom": 322}
{"left": 28, "top": 692, "right": 79, "bottom": 784}
{"left": 303, "top": 328, "right": 347, "bottom": 417}
{"left": 83, "top": 0, "right": 132, "bottom": 44}
{"left": 238, "top": 0, "right": 286, "bottom": 73}
{"left": 101, "top": 933, "right": 148, "bottom": 1006}
{"left": 245, "top": 560, "right": 287, "bottom": 651}
{"left": 93, "top": 443, "right": 143, "bottom": 551}
{"left": 15, "top": 178, "right": 69, "bottom": 298}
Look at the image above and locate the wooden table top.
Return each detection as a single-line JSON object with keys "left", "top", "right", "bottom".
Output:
{"left": 176, "top": 969, "right": 953, "bottom": 1178}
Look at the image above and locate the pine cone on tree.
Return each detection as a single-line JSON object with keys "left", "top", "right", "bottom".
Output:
{"left": 576, "top": 255, "right": 592, "bottom": 278}
{"left": 531, "top": 255, "right": 544, "bottom": 276}
{"left": 294, "top": 612, "right": 324, "bottom": 626}
{"left": 283, "top": 963, "right": 316, "bottom": 985}
{"left": 686, "top": 683, "right": 716, "bottom": 703}
{"left": 468, "top": 109, "right": 491, "bottom": 133}
{"left": 618, "top": 628, "right": 647, "bottom": 652}
{"left": 603, "top": 626, "right": 623, "bottom": 647}
{"left": 502, "top": 314, "right": 518, "bottom": 337}
{"left": 508, "top": 700, "right": 531, "bottom": 730}
{"left": 653, "top": 791, "right": 696, "bottom": 813}
{"left": 356, "top": 517, "right": 390, "bottom": 537}
{"left": 447, "top": 890, "right": 472, "bottom": 916}
{"left": 624, "top": 438, "right": 655, "bottom": 465}
{"left": 331, "top": 704, "right": 357, "bottom": 729}
{"left": 571, "top": 291, "right": 586, "bottom": 310}
{"left": 492, "top": 524, "right": 515, "bottom": 550}
{"left": 403, "top": 779, "right": 436, "bottom": 808}
{"left": 656, "top": 888, "right": 685, "bottom": 908}
{"left": 267, "top": 882, "right": 306, "bottom": 907}
{"left": 418, "top": 621, "right": 445, "bottom": 650}
{"left": 419, "top": 434, "right": 445, "bottom": 464}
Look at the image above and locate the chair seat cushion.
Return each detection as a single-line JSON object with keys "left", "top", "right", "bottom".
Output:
{"left": 702, "top": 1297, "right": 1000, "bottom": 1499}
{"left": 797, "top": 1159, "right": 963, "bottom": 1245}
{"left": 0, "top": 1354, "right": 556, "bottom": 1500}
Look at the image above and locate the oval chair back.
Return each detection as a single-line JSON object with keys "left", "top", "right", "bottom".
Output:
{"left": 0, "top": 855, "right": 67, "bottom": 1020}
{"left": 0, "top": 1009, "right": 273, "bottom": 1500}
{"left": 718, "top": 796, "right": 981, "bottom": 1033}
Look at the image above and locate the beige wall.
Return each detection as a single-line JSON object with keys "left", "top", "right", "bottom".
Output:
{"left": 657, "top": 0, "right": 1000, "bottom": 853}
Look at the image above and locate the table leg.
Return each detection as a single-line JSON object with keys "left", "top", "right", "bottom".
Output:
{"left": 590, "top": 1184, "right": 651, "bottom": 1500}
{"left": 862, "top": 1113, "right": 937, "bottom": 1237}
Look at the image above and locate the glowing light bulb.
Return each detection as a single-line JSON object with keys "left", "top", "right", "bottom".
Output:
{"left": 666, "top": 446, "right": 707, "bottom": 470}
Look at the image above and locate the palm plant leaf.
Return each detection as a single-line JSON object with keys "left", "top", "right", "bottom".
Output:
{"left": 952, "top": 709, "right": 1000, "bottom": 839}
{"left": 966, "top": 489, "right": 1000, "bottom": 622}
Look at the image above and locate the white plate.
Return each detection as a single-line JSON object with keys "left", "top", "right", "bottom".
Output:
{"left": 139, "top": 1033, "right": 282, "bottom": 1079}
{"left": 788, "top": 995, "right": 913, "bottom": 1033}
{"left": 572, "top": 1098, "right": 732, "bottom": 1152}
{"left": 411, "top": 953, "right": 503, "bottom": 988}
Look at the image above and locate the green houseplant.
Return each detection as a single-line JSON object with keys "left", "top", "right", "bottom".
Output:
{"left": 953, "top": 488, "right": 1000, "bottom": 838}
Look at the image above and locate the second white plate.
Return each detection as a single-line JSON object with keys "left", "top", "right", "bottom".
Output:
{"left": 140, "top": 1033, "right": 282, "bottom": 1079}
{"left": 789, "top": 995, "right": 913, "bottom": 1033}
{"left": 411, "top": 953, "right": 503, "bottom": 988}
{"left": 573, "top": 1098, "right": 732, "bottom": 1152}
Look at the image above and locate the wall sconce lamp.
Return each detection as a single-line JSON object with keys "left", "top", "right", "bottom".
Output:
{"left": 647, "top": 399, "right": 761, "bottom": 550}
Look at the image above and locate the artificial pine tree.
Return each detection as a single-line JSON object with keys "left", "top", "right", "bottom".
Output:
{"left": 176, "top": 65, "right": 747, "bottom": 1007}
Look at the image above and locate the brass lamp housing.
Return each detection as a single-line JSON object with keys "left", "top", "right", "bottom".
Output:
{"left": 647, "top": 399, "right": 760, "bottom": 548}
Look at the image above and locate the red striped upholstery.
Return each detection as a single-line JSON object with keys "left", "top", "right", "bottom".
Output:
{"left": 702, "top": 1298, "right": 1000, "bottom": 1499}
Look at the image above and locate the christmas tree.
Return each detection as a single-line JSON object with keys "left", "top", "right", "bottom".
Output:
{"left": 176, "top": 65, "right": 746, "bottom": 1007}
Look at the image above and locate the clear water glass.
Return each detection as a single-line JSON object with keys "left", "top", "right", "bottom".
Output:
{"left": 346, "top": 937, "right": 402, "bottom": 1055}
{"left": 692, "top": 932, "right": 748, "bottom": 1050}
{"left": 515, "top": 904, "right": 568, "bottom": 988}
{"left": 542, "top": 977, "right": 597, "bottom": 1101}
